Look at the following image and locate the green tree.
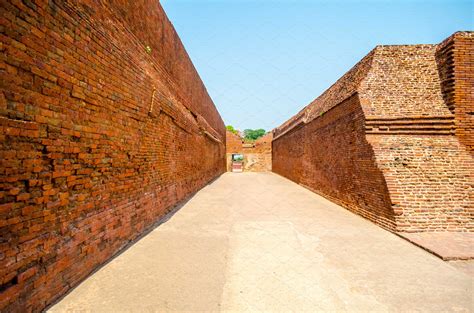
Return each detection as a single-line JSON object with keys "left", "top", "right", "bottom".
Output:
{"left": 226, "top": 125, "right": 239, "bottom": 135}
{"left": 243, "top": 129, "right": 266, "bottom": 141}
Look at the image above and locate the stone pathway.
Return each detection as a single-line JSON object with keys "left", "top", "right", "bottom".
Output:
{"left": 49, "top": 172, "right": 473, "bottom": 312}
{"left": 398, "top": 232, "right": 474, "bottom": 261}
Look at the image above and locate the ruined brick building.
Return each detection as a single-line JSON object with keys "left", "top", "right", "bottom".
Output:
{"left": 0, "top": 0, "right": 473, "bottom": 311}
{"left": 273, "top": 31, "right": 473, "bottom": 233}
{"left": 226, "top": 130, "right": 272, "bottom": 172}
{"left": 1, "top": 0, "right": 225, "bottom": 311}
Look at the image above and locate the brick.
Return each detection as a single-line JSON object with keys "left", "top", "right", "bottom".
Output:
{"left": 18, "top": 266, "right": 38, "bottom": 283}
{"left": 0, "top": 203, "right": 14, "bottom": 214}
{"left": 16, "top": 193, "right": 30, "bottom": 201}
{"left": 9, "top": 188, "right": 21, "bottom": 195}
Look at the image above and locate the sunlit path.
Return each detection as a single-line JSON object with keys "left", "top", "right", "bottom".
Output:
{"left": 49, "top": 173, "right": 472, "bottom": 312}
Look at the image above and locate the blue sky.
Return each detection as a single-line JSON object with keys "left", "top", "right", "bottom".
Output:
{"left": 161, "top": 0, "right": 473, "bottom": 131}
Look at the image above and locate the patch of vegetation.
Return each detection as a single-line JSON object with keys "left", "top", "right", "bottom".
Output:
{"left": 226, "top": 125, "right": 267, "bottom": 142}
{"left": 243, "top": 128, "right": 266, "bottom": 141}
{"left": 226, "top": 125, "right": 239, "bottom": 135}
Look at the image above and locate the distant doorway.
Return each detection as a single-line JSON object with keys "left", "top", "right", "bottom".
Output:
{"left": 231, "top": 154, "right": 243, "bottom": 172}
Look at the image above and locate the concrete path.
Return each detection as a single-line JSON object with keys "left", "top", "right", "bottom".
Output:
{"left": 49, "top": 172, "right": 473, "bottom": 312}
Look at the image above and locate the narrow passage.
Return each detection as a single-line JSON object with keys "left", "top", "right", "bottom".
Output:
{"left": 50, "top": 173, "right": 472, "bottom": 312}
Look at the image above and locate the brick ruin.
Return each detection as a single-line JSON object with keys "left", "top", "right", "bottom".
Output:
{"left": 0, "top": 0, "right": 473, "bottom": 311}
{"left": 226, "top": 130, "right": 272, "bottom": 172}
{"left": 0, "top": 0, "right": 225, "bottom": 311}
{"left": 273, "top": 32, "right": 473, "bottom": 233}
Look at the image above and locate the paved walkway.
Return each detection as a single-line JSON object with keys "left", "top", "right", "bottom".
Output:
{"left": 49, "top": 173, "right": 473, "bottom": 312}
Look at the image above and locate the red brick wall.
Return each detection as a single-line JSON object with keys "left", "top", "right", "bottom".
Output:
{"left": 273, "top": 34, "right": 473, "bottom": 233}
{"left": 226, "top": 130, "right": 242, "bottom": 171}
{"left": 0, "top": 1, "right": 225, "bottom": 311}
{"left": 273, "top": 95, "right": 396, "bottom": 230}
{"left": 226, "top": 130, "right": 243, "bottom": 154}
{"left": 436, "top": 32, "right": 474, "bottom": 153}
{"left": 226, "top": 131, "right": 272, "bottom": 172}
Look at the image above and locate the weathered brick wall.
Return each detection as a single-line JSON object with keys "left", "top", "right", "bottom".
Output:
{"left": 0, "top": 1, "right": 225, "bottom": 311}
{"left": 253, "top": 133, "right": 273, "bottom": 154}
{"left": 226, "top": 130, "right": 242, "bottom": 171}
{"left": 226, "top": 131, "right": 272, "bottom": 172}
{"left": 273, "top": 95, "right": 396, "bottom": 230}
{"left": 226, "top": 130, "right": 243, "bottom": 154}
{"left": 273, "top": 33, "right": 473, "bottom": 233}
{"left": 436, "top": 32, "right": 474, "bottom": 153}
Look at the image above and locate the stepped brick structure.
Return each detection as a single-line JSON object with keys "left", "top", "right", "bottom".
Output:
{"left": 226, "top": 131, "right": 272, "bottom": 172}
{"left": 273, "top": 32, "right": 473, "bottom": 233}
{"left": 0, "top": 0, "right": 225, "bottom": 311}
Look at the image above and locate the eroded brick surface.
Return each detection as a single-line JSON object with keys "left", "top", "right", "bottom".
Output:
{"left": 0, "top": 1, "right": 225, "bottom": 311}
{"left": 273, "top": 32, "right": 474, "bottom": 233}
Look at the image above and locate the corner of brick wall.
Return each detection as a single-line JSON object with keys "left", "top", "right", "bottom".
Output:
{"left": 435, "top": 31, "right": 474, "bottom": 153}
{"left": 361, "top": 42, "right": 473, "bottom": 232}
{"left": 273, "top": 94, "right": 397, "bottom": 230}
